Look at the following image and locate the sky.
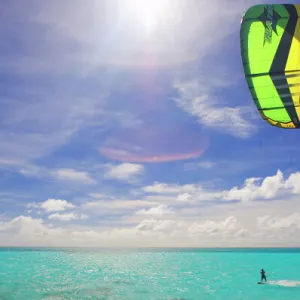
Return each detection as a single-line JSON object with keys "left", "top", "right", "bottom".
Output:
{"left": 1, "top": 0, "right": 300, "bottom": 247}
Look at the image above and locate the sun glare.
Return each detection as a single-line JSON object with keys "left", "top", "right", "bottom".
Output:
{"left": 126, "top": 0, "right": 169, "bottom": 34}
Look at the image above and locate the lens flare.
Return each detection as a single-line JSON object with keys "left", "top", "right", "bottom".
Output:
{"left": 99, "top": 123, "right": 209, "bottom": 163}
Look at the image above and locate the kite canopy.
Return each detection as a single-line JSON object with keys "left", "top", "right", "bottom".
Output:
{"left": 240, "top": 4, "right": 300, "bottom": 128}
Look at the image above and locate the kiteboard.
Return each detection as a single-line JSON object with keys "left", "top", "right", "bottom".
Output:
{"left": 257, "top": 282, "right": 268, "bottom": 284}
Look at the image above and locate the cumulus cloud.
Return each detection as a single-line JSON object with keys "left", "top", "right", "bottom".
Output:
{"left": 143, "top": 170, "right": 300, "bottom": 205}
{"left": 136, "top": 219, "right": 182, "bottom": 234}
{"left": 189, "top": 216, "right": 240, "bottom": 236}
{"left": 257, "top": 214, "right": 300, "bottom": 231}
{"left": 104, "top": 163, "right": 144, "bottom": 182}
{"left": 136, "top": 204, "right": 174, "bottom": 217}
{"left": 284, "top": 172, "right": 300, "bottom": 194}
{"left": 2, "top": 200, "right": 300, "bottom": 247}
{"left": 29, "top": 199, "right": 75, "bottom": 213}
{"left": 0, "top": 215, "right": 183, "bottom": 247}
{"left": 225, "top": 170, "right": 300, "bottom": 202}
{"left": 0, "top": 216, "right": 77, "bottom": 246}
{"left": 0, "top": 216, "right": 46, "bottom": 235}
{"left": 143, "top": 182, "right": 224, "bottom": 203}
{"left": 142, "top": 181, "right": 230, "bottom": 204}
{"left": 176, "top": 193, "right": 192, "bottom": 202}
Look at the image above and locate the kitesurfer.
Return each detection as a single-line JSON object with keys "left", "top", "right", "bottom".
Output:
{"left": 260, "top": 269, "right": 267, "bottom": 282}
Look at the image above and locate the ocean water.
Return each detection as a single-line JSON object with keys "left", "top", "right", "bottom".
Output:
{"left": 0, "top": 248, "right": 300, "bottom": 300}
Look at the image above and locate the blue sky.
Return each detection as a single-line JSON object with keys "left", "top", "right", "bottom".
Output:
{"left": 1, "top": 0, "right": 300, "bottom": 247}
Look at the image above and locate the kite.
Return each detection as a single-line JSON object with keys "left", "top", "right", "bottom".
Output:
{"left": 240, "top": 4, "right": 300, "bottom": 128}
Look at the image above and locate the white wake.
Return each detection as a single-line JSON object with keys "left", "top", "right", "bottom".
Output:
{"left": 268, "top": 280, "right": 300, "bottom": 287}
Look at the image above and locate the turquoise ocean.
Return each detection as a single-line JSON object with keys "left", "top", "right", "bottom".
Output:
{"left": 0, "top": 248, "right": 300, "bottom": 300}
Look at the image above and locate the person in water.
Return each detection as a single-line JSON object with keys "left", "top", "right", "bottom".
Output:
{"left": 261, "top": 269, "right": 267, "bottom": 282}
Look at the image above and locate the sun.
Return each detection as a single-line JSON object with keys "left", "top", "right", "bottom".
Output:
{"left": 125, "top": 0, "right": 169, "bottom": 34}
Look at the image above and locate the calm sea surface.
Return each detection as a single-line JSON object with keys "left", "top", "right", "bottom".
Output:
{"left": 0, "top": 248, "right": 300, "bottom": 299}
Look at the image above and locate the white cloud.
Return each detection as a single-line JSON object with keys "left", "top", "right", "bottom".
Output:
{"left": 136, "top": 204, "right": 174, "bottom": 217}
{"left": 143, "top": 182, "right": 224, "bottom": 203}
{"left": 0, "top": 216, "right": 43, "bottom": 232}
{"left": 174, "top": 80, "right": 257, "bottom": 138}
{"left": 19, "top": 164, "right": 48, "bottom": 178}
{"left": 30, "top": 199, "right": 75, "bottom": 213}
{"left": 257, "top": 214, "right": 300, "bottom": 231}
{"left": 285, "top": 172, "right": 300, "bottom": 194}
{"left": 54, "top": 169, "right": 95, "bottom": 184}
{"left": 176, "top": 193, "right": 192, "bottom": 202}
{"left": 143, "top": 169, "right": 300, "bottom": 205}
{"left": 19, "top": 165, "right": 98, "bottom": 186}
{"left": 104, "top": 163, "right": 144, "bottom": 182}
{"left": 48, "top": 213, "right": 88, "bottom": 221}
{"left": 141, "top": 195, "right": 176, "bottom": 203}
{"left": 0, "top": 216, "right": 69, "bottom": 246}
{"left": 3, "top": 168, "right": 300, "bottom": 247}
{"left": 82, "top": 199, "right": 159, "bottom": 214}
{"left": 2, "top": 194, "right": 300, "bottom": 247}
{"left": 136, "top": 219, "right": 182, "bottom": 234}
{"left": 189, "top": 216, "right": 240, "bottom": 236}
{"left": 143, "top": 182, "right": 198, "bottom": 194}
{"left": 225, "top": 170, "right": 287, "bottom": 202}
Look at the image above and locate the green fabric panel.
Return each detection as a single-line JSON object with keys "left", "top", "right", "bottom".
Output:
{"left": 240, "top": 4, "right": 292, "bottom": 124}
